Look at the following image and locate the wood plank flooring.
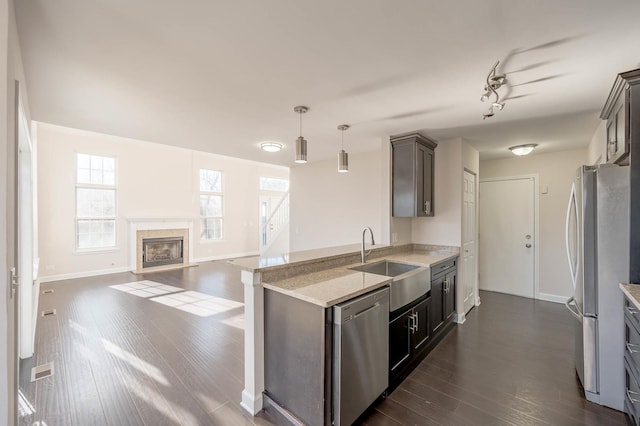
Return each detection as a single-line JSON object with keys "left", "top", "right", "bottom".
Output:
{"left": 19, "top": 262, "right": 625, "bottom": 425}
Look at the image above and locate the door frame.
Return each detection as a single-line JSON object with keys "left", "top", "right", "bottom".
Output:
{"left": 459, "top": 168, "right": 479, "bottom": 321}
{"left": 479, "top": 174, "right": 540, "bottom": 299}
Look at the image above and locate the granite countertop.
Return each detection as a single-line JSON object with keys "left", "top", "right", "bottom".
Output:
{"left": 262, "top": 248, "right": 459, "bottom": 307}
{"left": 620, "top": 284, "right": 640, "bottom": 310}
{"left": 229, "top": 243, "right": 381, "bottom": 272}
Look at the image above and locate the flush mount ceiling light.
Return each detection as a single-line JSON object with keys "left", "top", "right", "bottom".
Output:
{"left": 294, "top": 105, "right": 309, "bottom": 163}
{"left": 260, "top": 142, "right": 283, "bottom": 152}
{"left": 337, "top": 124, "right": 350, "bottom": 173}
{"left": 481, "top": 61, "right": 507, "bottom": 120}
{"left": 509, "top": 144, "right": 538, "bottom": 156}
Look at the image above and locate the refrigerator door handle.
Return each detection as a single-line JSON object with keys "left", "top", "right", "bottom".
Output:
{"left": 565, "top": 296, "right": 583, "bottom": 322}
{"left": 565, "top": 184, "right": 578, "bottom": 289}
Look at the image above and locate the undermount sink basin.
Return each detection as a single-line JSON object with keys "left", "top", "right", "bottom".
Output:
{"left": 349, "top": 260, "right": 420, "bottom": 277}
{"left": 350, "top": 260, "right": 430, "bottom": 312}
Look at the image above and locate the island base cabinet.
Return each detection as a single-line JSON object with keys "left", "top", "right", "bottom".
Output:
{"left": 264, "top": 289, "right": 332, "bottom": 426}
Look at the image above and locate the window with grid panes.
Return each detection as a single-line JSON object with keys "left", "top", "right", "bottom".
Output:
{"left": 76, "top": 154, "right": 116, "bottom": 249}
{"left": 199, "top": 169, "right": 223, "bottom": 240}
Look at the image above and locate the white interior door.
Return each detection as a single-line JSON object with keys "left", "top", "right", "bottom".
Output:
{"left": 462, "top": 170, "right": 477, "bottom": 313}
{"left": 479, "top": 177, "right": 536, "bottom": 298}
{"left": 18, "top": 93, "right": 35, "bottom": 359}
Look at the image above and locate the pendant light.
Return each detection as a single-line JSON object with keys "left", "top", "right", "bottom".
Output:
{"left": 337, "top": 124, "right": 350, "bottom": 173}
{"left": 294, "top": 106, "right": 309, "bottom": 163}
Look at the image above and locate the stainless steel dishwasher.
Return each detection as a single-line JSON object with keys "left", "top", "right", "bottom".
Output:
{"left": 333, "top": 287, "right": 389, "bottom": 426}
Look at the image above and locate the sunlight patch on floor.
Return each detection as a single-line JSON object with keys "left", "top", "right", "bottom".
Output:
{"left": 151, "top": 291, "right": 244, "bottom": 317}
{"left": 102, "top": 338, "right": 170, "bottom": 387}
{"left": 109, "top": 280, "right": 182, "bottom": 298}
{"left": 220, "top": 313, "right": 245, "bottom": 330}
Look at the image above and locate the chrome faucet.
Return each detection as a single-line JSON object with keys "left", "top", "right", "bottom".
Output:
{"left": 361, "top": 227, "right": 375, "bottom": 263}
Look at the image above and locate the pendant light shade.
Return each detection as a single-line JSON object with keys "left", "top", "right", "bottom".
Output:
{"left": 294, "top": 106, "right": 309, "bottom": 163}
{"left": 338, "top": 150, "right": 348, "bottom": 172}
{"left": 337, "top": 124, "right": 350, "bottom": 173}
{"left": 295, "top": 136, "right": 307, "bottom": 163}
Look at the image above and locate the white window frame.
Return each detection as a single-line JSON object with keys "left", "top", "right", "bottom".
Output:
{"left": 199, "top": 169, "right": 224, "bottom": 241}
{"left": 259, "top": 176, "right": 289, "bottom": 192}
{"left": 75, "top": 153, "right": 117, "bottom": 251}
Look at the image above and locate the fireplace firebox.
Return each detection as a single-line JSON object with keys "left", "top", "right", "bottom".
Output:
{"left": 142, "top": 236, "right": 184, "bottom": 268}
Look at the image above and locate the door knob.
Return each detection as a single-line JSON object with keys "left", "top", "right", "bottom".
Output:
{"left": 526, "top": 243, "right": 532, "bottom": 248}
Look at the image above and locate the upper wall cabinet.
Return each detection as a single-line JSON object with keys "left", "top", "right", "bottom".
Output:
{"left": 391, "top": 133, "right": 438, "bottom": 217}
{"left": 601, "top": 69, "right": 640, "bottom": 165}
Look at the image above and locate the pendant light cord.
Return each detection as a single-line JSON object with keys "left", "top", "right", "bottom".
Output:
{"left": 341, "top": 129, "right": 344, "bottom": 150}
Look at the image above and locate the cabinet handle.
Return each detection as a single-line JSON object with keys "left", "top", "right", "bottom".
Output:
{"left": 627, "top": 342, "right": 640, "bottom": 354}
{"left": 628, "top": 389, "right": 640, "bottom": 404}
{"left": 414, "top": 312, "right": 419, "bottom": 332}
{"left": 627, "top": 306, "right": 640, "bottom": 315}
{"left": 408, "top": 314, "right": 416, "bottom": 333}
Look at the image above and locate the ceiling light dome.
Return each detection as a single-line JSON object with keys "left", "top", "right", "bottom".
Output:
{"left": 260, "top": 142, "right": 283, "bottom": 152}
{"left": 509, "top": 144, "right": 538, "bottom": 156}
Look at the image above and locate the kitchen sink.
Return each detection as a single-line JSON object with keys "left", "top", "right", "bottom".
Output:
{"left": 349, "top": 260, "right": 429, "bottom": 312}
{"left": 350, "top": 260, "right": 420, "bottom": 277}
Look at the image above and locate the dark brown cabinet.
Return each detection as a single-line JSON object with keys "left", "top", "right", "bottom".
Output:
{"left": 431, "top": 259, "right": 456, "bottom": 338}
{"left": 624, "top": 296, "right": 640, "bottom": 425}
{"left": 388, "top": 256, "right": 458, "bottom": 392}
{"left": 389, "top": 296, "right": 431, "bottom": 389}
{"left": 391, "top": 133, "right": 437, "bottom": 217}
{"left": 601, "top": 72, "right": 636, "bottom": 165}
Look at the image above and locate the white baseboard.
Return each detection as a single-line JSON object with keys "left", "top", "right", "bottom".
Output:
{"left": 454, "top": 312, "right": 466, "bottom": 324}
{"left": 39, "top": 250, "right": 261, "bottom": 283}
{"left": 193, "top": 251, "right": 260, "bottom": 263}
{"left": 39, "top": 266, "right": 132, "bottom": 283}
{"left": 537, "top": 292, "right": 569, "bottom": 304}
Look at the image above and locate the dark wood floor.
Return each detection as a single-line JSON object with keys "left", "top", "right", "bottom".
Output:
{"left": 20, "top": 262, "right": 625, "bottom": 425}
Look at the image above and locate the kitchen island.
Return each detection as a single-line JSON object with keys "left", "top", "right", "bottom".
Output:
{"left": 229, "top": 243, "right": 458, "bottom": 424}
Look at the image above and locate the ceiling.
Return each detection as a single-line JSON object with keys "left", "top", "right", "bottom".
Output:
{"left": 15, "top": 0, "right": 640, "bottom": 166}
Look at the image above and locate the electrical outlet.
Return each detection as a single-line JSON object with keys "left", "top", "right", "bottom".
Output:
{"left": 392, "top": 232, "right": 398, "bottom": 243}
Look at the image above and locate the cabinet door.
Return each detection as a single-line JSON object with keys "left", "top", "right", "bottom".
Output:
{"left": 412, "top": 297, "right": 431, "bottom": 351}
{"left": 389, "top": 309, "right": 412, "bottom": 374}
{"left": 444, "top": 270, "right": 456, "bottom": 321}
{"left": 416, "top": 144, "right": 434, "bottom": 217}
{"left": 430, "top": 275, "right": 444, "bottom": 336}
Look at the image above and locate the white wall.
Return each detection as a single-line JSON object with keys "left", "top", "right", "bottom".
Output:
{"left": 588, "top": 121, "right": 606, "bottom": 165}
{"left": 37, "top": 123, "right": 288, "bottom": 280}
{"left": 412, "top": 138, "right": 479, "bottom": 246}
{"left": 290, "top": 149, "right": 384, "bottom": 251}
{"left": 480, "top": 148, "right": 588, "bottom": 299}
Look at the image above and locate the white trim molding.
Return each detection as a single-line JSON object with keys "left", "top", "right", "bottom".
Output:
{"left": 39, "top": 266, "right": 131, "bottom": 283}
{"left": 454, "top": 312, "right": 466, "bottom": 324}
{"left": 537, "top": 292, "right": 569, "bottom": 304}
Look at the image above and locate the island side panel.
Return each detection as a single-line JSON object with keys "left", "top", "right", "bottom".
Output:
{"left": 264, "top": 289, "right": 331, "bottom": 426}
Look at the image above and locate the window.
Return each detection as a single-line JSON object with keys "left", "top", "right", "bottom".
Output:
{"left": 200, "top": 169, "right": 223, "bottom": 240}
{"left": 259, "top": 177, "right": 289, "bottom": 192}
{"left": 76, "top": 154, "right": 116, "bottom": 249}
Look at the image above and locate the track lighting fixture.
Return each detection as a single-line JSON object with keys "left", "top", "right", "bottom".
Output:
{"left": 294, "top": 106, "right": 309, "bottom": 163}
{"left": 337, "top": 124, "right": 350, "bottom": 173}
{"left": 481, "top": 61, "right": 507, "bottom": 120}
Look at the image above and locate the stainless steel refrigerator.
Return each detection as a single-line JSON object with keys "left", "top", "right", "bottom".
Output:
{"left": 564, "top": 164, "right": 629, "bottom": 410}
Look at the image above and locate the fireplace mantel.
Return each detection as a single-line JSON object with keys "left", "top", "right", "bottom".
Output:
{"left": 127, "top": 217, "right": 194, "bottom": 273}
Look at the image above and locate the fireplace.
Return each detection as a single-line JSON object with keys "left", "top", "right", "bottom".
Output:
{"left": 142, "top": 236, "right": 184, "bottom": 268}
{"left": 129, "top": 219, "right": 192, "bottom": 273}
